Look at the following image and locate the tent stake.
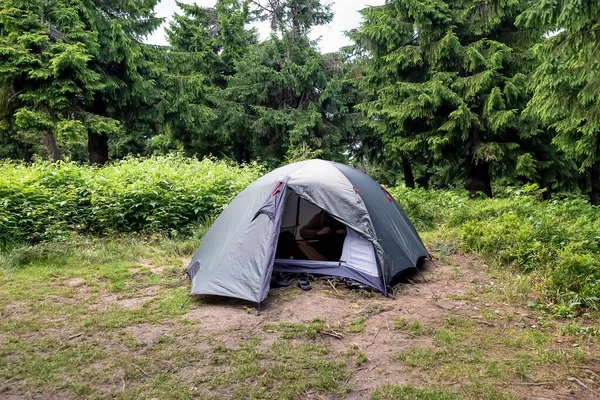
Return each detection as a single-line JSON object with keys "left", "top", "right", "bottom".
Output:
{"left": 255, "top": 302, "right": 262, "bottom": 316}
{"left": 327, "top": 279, "right": 341, "bottom": 296}
{"left": 180, "top": 295, "right": 191, "bottom": 309}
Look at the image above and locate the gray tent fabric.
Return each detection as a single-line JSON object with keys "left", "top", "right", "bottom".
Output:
{"left": 285, "top": 160, "right": 377, "bottom": 242}
{"left": 333, "top": 162, "right": 428, "bottom": 285}
{"left": 188, "top": 160, "right": 428, "bottom": 303}
{"left": 188, "top": 182, "right": 287, "bottom": 303}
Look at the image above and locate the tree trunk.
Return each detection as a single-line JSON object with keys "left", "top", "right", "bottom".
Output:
{"left": 465, "top": 160, "right": 492, "bottom": 199}
{"left": 542, "top": 184, "right": 552, "bottom": 201}
{"left": 539, "top": 174, "right": 552, "bottom": 201}
{"left": 88, "top": 131, "right": 109, "bottom": 165}
{"left": 23, "top": 144, "right": 34, "bottom": 163}
{"left": 591, "top": 160, "right": 600, "bottom": 206}
{"left": 42, "top": 131, "right": 61, "bottom": 162}
{"left": 402, "top": 157, "right": 415, "bottom": 189}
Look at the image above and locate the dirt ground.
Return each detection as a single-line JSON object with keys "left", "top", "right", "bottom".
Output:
{"left": 179, "top": 257, "right": 600, "bottom": 399}
{"left": 1, "top": 247, "right": 600, "bottom": 400}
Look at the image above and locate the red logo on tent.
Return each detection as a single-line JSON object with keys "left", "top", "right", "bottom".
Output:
{"left": 271, "top": 181, "right": 283, "bottom": 196}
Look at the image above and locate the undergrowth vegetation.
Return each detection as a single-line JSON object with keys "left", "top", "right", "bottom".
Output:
{"left": 1, "top": 157, "right": 599, "bottom": 312}
{"left": 390, "top": 187, "right": 600, "bottom": 311}
{"left": 0, "top": 156, "right": 263, "bottom": 248}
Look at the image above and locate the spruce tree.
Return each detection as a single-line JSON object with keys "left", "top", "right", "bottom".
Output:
{"left": 79, "top": 0, "right": 163, "bottom": 164}
{"left": 354, "top": 0, "right": 543, "bottom": 196}
{"left": 518, "top": 1, "right": 600, "bottom": 205}
{"left": 156, "top": 0, "right": 255, "bottom": 158}
{"left": 0, "top": 0, "right": 107, "bottom": 161}
{"left": 224, "top": 0, "right": 349, "bottom": 163}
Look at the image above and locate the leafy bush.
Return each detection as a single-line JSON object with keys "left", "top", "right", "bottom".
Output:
{"left": 0, "top": 155, "right": 263, "bottom": 249}
{"left": 391, "top": 187, "right": 600, "bottom": 310}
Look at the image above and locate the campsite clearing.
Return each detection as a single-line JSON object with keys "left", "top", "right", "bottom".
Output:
{"left": 1, "top": 237, "right": 599, "bottom": 399}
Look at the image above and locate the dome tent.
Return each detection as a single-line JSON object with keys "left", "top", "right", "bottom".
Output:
{"left": 188, "top": 159, "right": 429, "bottom": 304}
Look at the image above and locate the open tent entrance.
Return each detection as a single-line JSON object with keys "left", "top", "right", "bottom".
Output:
{"left": 272, "top": 190, "right": 383, "bottom": 291}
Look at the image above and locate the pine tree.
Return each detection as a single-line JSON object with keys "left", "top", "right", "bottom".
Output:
{"left": 518, "top": 1, "right": 600, "bottom": 205}
{"left": 79, "top": 0, "right": 163, "bottom": 164}
{"left": 224, "top": 0, "right": 349, "bottom": 163}
{"left": 156, "top": 0, "right": 256, "bottom": 158}
{"left": 0, "top": 0, "right": 108, "bottom": 161}
{"left": 354, "top": 0, "right": 543, "bottom": 196}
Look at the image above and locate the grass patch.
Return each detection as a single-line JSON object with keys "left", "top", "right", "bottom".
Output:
{"left": 201, "top": 340, "right": 350, "bottom": 399}
{"left": 263, "top": 319, "right": 325, "bottom": 339}
{"left": 372, "top": 384, "right": 459, "bottom": 400}
{"left": 393, "top": 318, "right": 431, "bottom": 336}
{"left": 270, "top": 287, "right": 302, "bottom": 301}
{"left": 0, "top": 337, "right": 109, "bottom": 396}
{"left": 355, "top": 351, "right": 368, "bottom": 366}
{"left": 2, "top": 234, "right": 600, "bottom": 399}
{"left": 397, "top": 347, "right": 437, "bottom": 369}
{"left": 348, "top": 316, "right": 367, "bottom": 333}
{"left": 559, "top": 322, "right": 599, "bottom": 338}
{"left": 394, "top": 312, "right": 594, "bottom": 392}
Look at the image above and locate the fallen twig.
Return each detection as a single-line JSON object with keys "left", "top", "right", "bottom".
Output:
{"left": 322, "top": 330, "right": 344, "bottom": 339}
{"left": 501, "top": 381, "right": 555, "bottom": 387}
{"left": 366, "top": 328, "right": 381, "bottom": 348}
{"left": 68, "top": 332, "right": 83, "bottom": 340}
{"left": 469, "top": 317, "right": 495, "bottom": 327}
{"left": 131, "top": 363, "right": 151, "bottom": 378}
{"left": 574, "top": 367, "right": 600, "bottom": 379}
{"left": 252, "top": 318, "right": 264, "bottom": 330}
{"left": 567, "top": 376, "right": 590, "bottom": 390}
{"left": 439, "top": 381, "right": 459, "bottom": 386}
{"left": 253, "top": 372, "right": 268, "bottom": 386}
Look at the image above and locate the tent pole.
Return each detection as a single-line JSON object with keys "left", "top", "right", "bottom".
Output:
{"left": 295, "top": 195, "right": 301, "bottom": 236}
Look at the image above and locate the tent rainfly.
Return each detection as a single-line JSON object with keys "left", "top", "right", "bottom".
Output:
{"left": 188, "top": 160, "right": 429, "bottom": 304}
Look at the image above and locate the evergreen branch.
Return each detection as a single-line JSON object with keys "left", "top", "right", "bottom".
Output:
{"left": 249, "top": 0, "right": 274, "bottom": 14}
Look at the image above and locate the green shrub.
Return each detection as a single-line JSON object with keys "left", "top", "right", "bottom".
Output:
{"left": 391, "top": 187, "right": 600, "bottom": 310}
{"left": 0, "top": 155, "right": 263, "bottom": 249}
{"left": 459, "top": 198, "right": 600, "bottom": 308}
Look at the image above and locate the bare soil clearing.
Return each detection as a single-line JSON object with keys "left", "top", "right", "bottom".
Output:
{"left": 1, "top": 248, "right": 599, "bottom": 400}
